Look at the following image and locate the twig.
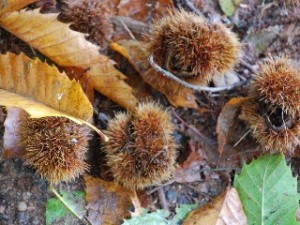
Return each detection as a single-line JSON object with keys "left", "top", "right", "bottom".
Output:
{"left": 157, "top": 187, "right": 169, "bottom": 210}
{"left": 183, "top": 0, "right": 204, "bottom": 16}
{"left": 239, "top": 59, "right": 258, "bottom": 74}
{"left": 49, "top": 185, "right": 92, "bottom": 225}
{"left": 149, "top": 55, "right": 249, "bottom": 93}
{"left": 185, "top": 184, "right": 213, "bottom": 200}
{"left": 111, "top": 16, "right": 150, "bottom": 34}
{"left": 233, "top": 129, "right": 251, "bottom": 147}
{"left": 172, "top": 109, "right": 217, "bottom": 148}
{"left": 131, "top": 190, "right": 143, "bottom": 216}
{"left": 120, "top": 19, "right": 136, "bottom": 40}
{"left": 146, "top": 179, "right": 175, "bottom": 195}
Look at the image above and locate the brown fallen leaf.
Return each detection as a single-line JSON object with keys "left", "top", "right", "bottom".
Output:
{"left": 216, "top": 97, "right": 250, "bottom": 154}
{"left": 117, "top": 0, "right": 174, "bottom": 23}
{"left": 0, "top": 52, "right": 105, "bottom": 136}
{"left": 0, "top": 0, "right": 38, "bottom": 16}
{"left": 2, "top": 107, "right": 27, "bottom": 159}
{"left": 111, "top": 40, "right": 198, "bottom": 108}
{"left": 183, "top": 188, "right": 247, "bottom": 225}
{"left": 84, "top": 175, "right": 134, "bottom": 225}
{"left": 113, "top": 0, "right": 174, "bottom": 41}
{"left": 0, "top": 9, "right": 138, "bottom": 110}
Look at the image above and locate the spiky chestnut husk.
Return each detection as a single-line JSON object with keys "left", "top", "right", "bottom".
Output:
{"left": 104, "top": 103, "right": 177, "bottom": 190}
{"left": 240, "top": 100, "right": 300, "bottom": 153}
{"left": 20, "top": 117, "right": 90, "bottom": 184}
{"left": 151, "top": 10, "right": 240, "bottom": 83}
{"left": 250, "top": 57, "right": 300, "bottom": 115}
{"left": 61, "top": 0, "right": 113, "bottom": 51}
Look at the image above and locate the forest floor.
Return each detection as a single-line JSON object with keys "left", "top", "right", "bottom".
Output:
{"left": 0, "top": 0, "right": 300, "bottom": 224}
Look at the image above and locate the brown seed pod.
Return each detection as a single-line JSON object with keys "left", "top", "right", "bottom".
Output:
{"left": 151, "top": 10, "right": 241, "bottom": 83}
{"left": 240, "top": 58, "right": 300, "bottom": 153}
{"left": 240, "top": 100, "right": 300, "bottom": 153}
{"left": 61, "top": 0, "right": 113, "bottom": 51}
{"left": 104, "top": 103, "right": 177, "bottom": 190}
{"left": 250, "top": 57, "right": 300, "bottom": 115}
{"left": 20, "top": 117, "right": 90, "bottom": 184}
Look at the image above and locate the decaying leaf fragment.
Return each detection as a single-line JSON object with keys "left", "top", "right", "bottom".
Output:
{"left": 0, "top": 9, "right": 138, "bottom": 110}
{"left": 216, "top": 97, "right": 251, "bottom": 154}
{"left": 0, "top": 52, "right": 103, "bottom": 134}
{"left": 3, "top": 107, "right": 27, "bottom": 159}
{"left": 84, "top": 175, "right": 134, "bottom": 225}
{"left": 183, "top": 188, "right": 247, "bottom": 225}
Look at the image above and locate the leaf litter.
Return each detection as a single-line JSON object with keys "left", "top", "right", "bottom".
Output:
{"left": 0, "top": 0, "right": 300, "bottom": 225}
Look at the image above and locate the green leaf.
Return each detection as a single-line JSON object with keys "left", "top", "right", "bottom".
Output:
{"left": 172, "top": 204, "right": 198, "bottom": 224}
{"left": 234, "top": 154, "right": 300, "bottom": 225}
{"left": 219, "top": 0, "right": 240, "bottom": 17}
{"left": 122, "top": 209, "right": 170, "bottom": 225}
{"left": 46, "top": 190, "right": 85, "bottom": 225}
{"left": 122, "top": 204, "right": 197, "bottom": 225}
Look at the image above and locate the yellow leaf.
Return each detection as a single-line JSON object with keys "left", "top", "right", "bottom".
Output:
{"left": 0, "top": 0, "right": 38, "bottom": 17}
{"left": 0, "top": 8, "right": 108, "bottom": 68}
{"left": 88, "top": 63, "right": 138, "bottom": 111}
{"left": 0, "top": 9, "right": 138, "bottom": 110}
{"left": 183, "top": 188, "right": 247, "bottom": 225}
{"left": 0, "top": 52, "right": 106, "bottom": 137}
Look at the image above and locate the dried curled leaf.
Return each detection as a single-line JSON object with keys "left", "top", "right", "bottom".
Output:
{"left": 3, "top": 107, "right": 27, "bottom": 159}
{"left": 0, "top": 52, "right": 102, "bottom": 133}
{"left": 0, "top": 0, "right": 38, "bottom": 17}
{"left": 216, "top": 97, "right": 251, "bottom": 154}
{"left": 183, "top": 188, "right": 247, "bottom": 225}
{"left": 0, "top": 9, "right": 138, "bottom": 110}
{"left": 84, "top": 175, "right": 133, "bottom": 225}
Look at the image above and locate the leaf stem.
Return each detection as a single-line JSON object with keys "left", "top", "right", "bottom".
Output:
{"left": 49, "top": 185, "right": 83, "bottom": 222}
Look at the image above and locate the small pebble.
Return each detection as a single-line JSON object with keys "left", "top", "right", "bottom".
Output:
{"left": 166, "top": 188, "right": 177, "bottom": 203}
{"left": 18, "top": 211, "right": 27, "bottom": 223}
{"left": 0, "top": 205, "right": 5, "bottom": 214}
{"left": 18, "top": 202, "right": 27, "bottom": 211}
{"left": 178, "top": 196, "right": 191, "bottom": 204}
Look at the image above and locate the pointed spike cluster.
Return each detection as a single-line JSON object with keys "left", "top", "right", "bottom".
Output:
{"left": 20, "top": 117, "right": 90, "bottom": 184}
{"left": 103, "top": 102, "right": 177, "bottom": 190}
{"left": 150, "top": 10, "right": 241, "bottom": 83}
{"left": 240, "top": 57, "right": 300, "bottom": 153}
{"left": 61, "top": 0, "right": 113, "bottom": 51}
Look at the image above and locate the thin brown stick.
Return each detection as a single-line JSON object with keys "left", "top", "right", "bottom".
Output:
{"left": 120, "top": 19, "right": 136, "bottom": 40}
{"left": 172, "top": 109, "right": 217, "bottom": 148}
{"left": 111, "top": 16, "right": 150, "bottom": 34}
{"left": 183, "top": 0, "right": 204, "bottom": 16}
{"left": 146, "top": 179, "right": 175, "bottom": 195}
{"left": 149, "top": 55, "right": 249, "bottom": 93}
{"left": 157, "top": 187, "right": 169, "bottom": 210}
{"left": 131, "top": 190, "right": 143, "bottom": 216}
